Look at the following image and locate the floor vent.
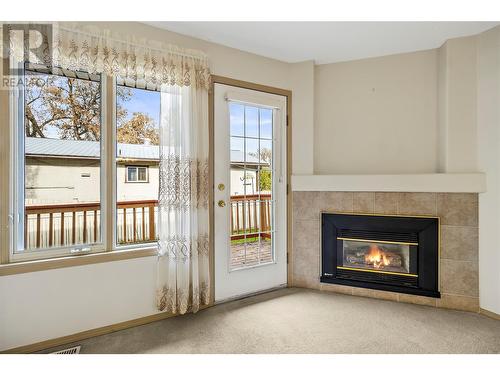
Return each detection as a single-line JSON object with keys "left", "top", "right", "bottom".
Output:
{"left": 50, "top": 345, "right": 81, "bottom": 354}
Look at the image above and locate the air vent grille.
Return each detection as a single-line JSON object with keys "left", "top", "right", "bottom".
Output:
{"left": 50, "top": 345, "right": 81, "bottom": 354}
{"left": 338, "top": 229, "right": 418, "bottom": 243}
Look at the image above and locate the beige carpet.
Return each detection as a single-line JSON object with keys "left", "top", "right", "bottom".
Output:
{"left": 43, "top": 288, "right": 500, "bottom": 354}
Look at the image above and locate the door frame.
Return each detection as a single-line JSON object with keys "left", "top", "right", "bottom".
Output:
{"left": 208, "top": 75, "right": 292, "bottom": 304}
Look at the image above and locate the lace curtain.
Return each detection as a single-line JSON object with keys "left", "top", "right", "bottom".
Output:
{"left": 2, "top": 23, "right": 211, "bottom": 89}
{"left": 2, "top": 23, "right": 211, "bottom": 314}
{"left": 156, "top": 85, "right": 210, "bottom": 314}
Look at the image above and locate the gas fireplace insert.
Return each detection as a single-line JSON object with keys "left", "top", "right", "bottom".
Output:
{"left": 321, "top": 213, "right": 440, "bottom": 298}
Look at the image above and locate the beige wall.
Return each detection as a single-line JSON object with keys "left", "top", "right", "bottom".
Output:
{"left": 477, "top": 25, "right": 500, "bottom": 314}
{"left": 314, "top": 50, "right": 438, "bottom": 174}
{"left": 437, "top": 36, "right": 478, "bottom": 172}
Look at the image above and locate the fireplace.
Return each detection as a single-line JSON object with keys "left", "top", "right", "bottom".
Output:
{"left": 321, "top": 213, "right": 440, "bottom": 298}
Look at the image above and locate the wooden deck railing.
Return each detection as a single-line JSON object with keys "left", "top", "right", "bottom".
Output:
{"left": 25, "top": 195, "right": 272, "bottom": 250}
{"left": 230, "top": 194, "right": 272, "bottom": 240}
{"left": 25, "top": 200, "right": 158, "bottom": 250}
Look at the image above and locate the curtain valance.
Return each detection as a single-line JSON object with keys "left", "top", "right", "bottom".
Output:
{"left": 2, "top": 23, "right": 211, "bottom": 89}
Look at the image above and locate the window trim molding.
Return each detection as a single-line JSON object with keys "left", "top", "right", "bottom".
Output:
{"left": 0, "top": 246, "right": 158, "bottom": 276}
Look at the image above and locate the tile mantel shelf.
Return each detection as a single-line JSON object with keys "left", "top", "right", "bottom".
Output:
{"left": 291, "top": 173, "right": 486, "bottom": 193}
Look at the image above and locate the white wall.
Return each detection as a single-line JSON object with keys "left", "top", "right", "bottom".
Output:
{"left": 477, "top": 26, "right": 500, "bottom": 315}
{"left": 0, "top": 22, "right": 314, "bottom": 351}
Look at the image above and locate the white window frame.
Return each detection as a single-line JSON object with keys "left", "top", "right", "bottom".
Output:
{"left": 113, "top": 83, "right": 160, "bottom": 251}
{"left": 9, "top": 64, "right": 108, "bottom": 262}
{"left": 125, "top": 165, "right": 149, "bottom": 183}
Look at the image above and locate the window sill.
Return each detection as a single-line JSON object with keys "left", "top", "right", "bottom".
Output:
{"left": 0, "top": 247, "right": 158, "bottom": 276}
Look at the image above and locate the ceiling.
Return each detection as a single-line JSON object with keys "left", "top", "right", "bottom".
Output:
{"left": 146, "top": 22, "right": 499, "bottom": 64}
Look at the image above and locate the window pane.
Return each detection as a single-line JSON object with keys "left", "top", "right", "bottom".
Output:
{"left": 116, "top": 85, "right": 160, "bottom": 246}
{"left": 23, "top": 69, "right": 102, "bottom": 251}
{"left": 138, "top": 167, "right": 147, "bottom": 181}
{"left": 245, "top": 106, "right": 259, "bottom": 138}
{"left": 229, "top": 103, "right": 244, "bottom": 137}
{"left": 127, "top": 167, "right": 137, "bottom": 182}
{"left": 259, "top": 108, "right": 273, "bottom": 140}
{"left": 230, "top": 137, "right": 244, "bottom": 163}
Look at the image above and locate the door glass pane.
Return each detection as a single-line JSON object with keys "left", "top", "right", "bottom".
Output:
{"left": 116, "top": 85, "right": 160, "bottom": 246}
{"left": 229, "top": 103, "right": 244, "bottom": 137}
{"left": 260, "top": 108, "right": 273, "bottom": 140}
{"left": 230, "top": 103, "right": 274, "bottom": 270}
{"left": 23, "top": 69, "right": 102, "bottom": 251}
{"left": 245, "top": 106, "right": 259, "bottom": 138}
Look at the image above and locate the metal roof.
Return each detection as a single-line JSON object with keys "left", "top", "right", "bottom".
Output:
{"left": 25, "top": 137, "right": 268, "bottom": 165}
{"left": 25, "top": 137, "right": 159, "bottom": 160}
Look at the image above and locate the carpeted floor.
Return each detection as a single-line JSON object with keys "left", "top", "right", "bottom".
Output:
{"left": 43, "top": 288, "right": 500, "bottom": 354}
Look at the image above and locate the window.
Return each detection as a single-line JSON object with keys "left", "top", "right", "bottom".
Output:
{"left": 13, "top": 65, "right": 105, "bottom": 260}
{"left": 126, "top": 166, "right": 149, "bottom": 182}
{"left": 8, "top": 66, "right": 163, "bottom": 262}
{"left": 115, "top": 85, "right": 160, "bottom": 247}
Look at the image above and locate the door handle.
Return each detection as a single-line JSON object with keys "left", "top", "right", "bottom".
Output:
{"left": 218, "top": 200, "right": 226, "bottom": 208}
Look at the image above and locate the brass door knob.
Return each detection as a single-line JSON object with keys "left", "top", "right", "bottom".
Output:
{"left": 218, "top": 200, "right": 226, "bottom": 207}
{"left": 218, "top": 183, "right": 225, "bottom": 191}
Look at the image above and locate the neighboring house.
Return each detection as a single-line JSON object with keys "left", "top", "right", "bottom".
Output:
{"left": 25, "top": 137, "right": 270, "bottom": 205}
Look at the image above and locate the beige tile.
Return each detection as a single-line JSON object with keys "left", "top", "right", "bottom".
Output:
{"left": 292, "top": 247, "right": 319, "bottom": 276}
{"left": 398, "top": 192, "right": 437, "bottom": 216}
{"left": 293, "top": 274, "right": 320, "bottom": 290}
{"left": 319, "top": 283, "right": 352, "bottom": 295}
{"left": 372, "top": 290, "right": 400, "bottom": 302}
{"left": 437, "top": 193, "right": 478, "bottom": 227}
{"left": 398, "top": 293, "right": 437, "bottom": 307}
{"left": 292, "top": 220, "right": 320, "bottom": 251}
{"left": 440, "top": 259, "right": 479, "bottom": 297}
{"left": 320, "top": 192, "right": 354, "bottom": 213}
{"left": 374, "top": 192, "right": 398, "bottom": 214}
{"left": 293, "top": 191, "right": 320, "bottom": 221}
{"left": 353, "top": 192, "right": 375, "bottom": 214}
{"left": 351, "top": 287, "right": 374, "bottom": 298}
{"left": 441, "top": 226, "right": 478, "bottom": 261}
{"left": 437, "top": 293, "right": 479, "bottom": 312}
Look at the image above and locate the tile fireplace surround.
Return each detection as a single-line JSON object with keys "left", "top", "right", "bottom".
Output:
{"left": 292, "top": 192, "right": 479, "bottom": 312}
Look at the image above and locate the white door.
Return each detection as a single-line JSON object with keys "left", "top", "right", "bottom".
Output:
{"left": 214, "top": 83, "right": 287, "bottom": 302}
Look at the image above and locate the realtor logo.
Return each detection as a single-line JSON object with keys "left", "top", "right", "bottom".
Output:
{"left": 2, "top": 23, "right": 53, "bottom": 87}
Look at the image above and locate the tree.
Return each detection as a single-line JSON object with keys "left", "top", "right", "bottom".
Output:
{"left": 116, "top": 112, "right": 159, "bottom": 145}
{"left": 25, "top": 72, "right": 160, "bottom": 145}
{"left": 25, "top": 72, "right": 103, "bottom": 141}
{"left": 249, "top": 148, "right": 272, "bottom": 192}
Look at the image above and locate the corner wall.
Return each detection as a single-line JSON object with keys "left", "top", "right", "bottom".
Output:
{"left": 314, "top": 50, "right": 438, "bottom": 174}
{"left": 477, "top": 26, "right": 500, "bottom": 314}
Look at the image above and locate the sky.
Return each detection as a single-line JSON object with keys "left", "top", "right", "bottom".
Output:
{"left": 118, "top": 87, "right": 161, "bottom": 128}
{"left": 229, "top": 102, "right": 273, "bottom": 164}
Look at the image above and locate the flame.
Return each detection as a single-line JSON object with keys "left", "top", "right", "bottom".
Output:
{"left": 364, "top": 244, "right": 391, "bottom": 269}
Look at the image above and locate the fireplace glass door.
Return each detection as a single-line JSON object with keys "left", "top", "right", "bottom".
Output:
{"left": 340, "top": 239, "right": 412, "bottom": 275}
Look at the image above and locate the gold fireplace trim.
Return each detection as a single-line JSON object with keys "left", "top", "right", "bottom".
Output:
{"left": 337, "top": 266, "right": 418, "bottom": 278}
{"left": 336, "top": 237, "right": 418, "bottom": 246}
